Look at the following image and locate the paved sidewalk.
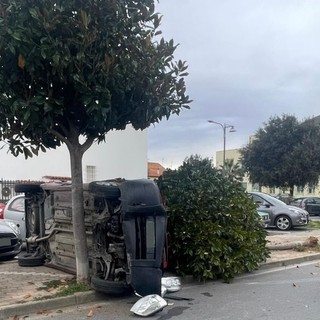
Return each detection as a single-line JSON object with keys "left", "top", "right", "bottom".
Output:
{"left": 1, "top": 229, "right": 320, "bottom": 319}
{"left": 0, "top": 259, "right": 74, "bottom": 307}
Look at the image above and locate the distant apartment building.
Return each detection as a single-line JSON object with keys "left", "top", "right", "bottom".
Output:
{"left": 215, "top": 148, "right": 320, "bottom": 197}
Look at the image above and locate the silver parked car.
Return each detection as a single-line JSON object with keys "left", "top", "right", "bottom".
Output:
{"left": 289, "top": 197, "right": 320, "bottom": 216}
{"left": 0, "top": 219, "right": 22, "bottom": 260}
{"left": 249, "top": 192, "right": 309, "bottom": 231}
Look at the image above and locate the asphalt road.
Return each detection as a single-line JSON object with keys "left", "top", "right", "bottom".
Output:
{"left": 24, "top": 260, "right": 320, "bottom": 320}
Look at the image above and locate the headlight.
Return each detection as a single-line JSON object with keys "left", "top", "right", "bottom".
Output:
{"left": 6, "top": 221, "right": 20, "bottom": 235}
{"left": 288, "top": 208, "right": 304, "bottom": 215}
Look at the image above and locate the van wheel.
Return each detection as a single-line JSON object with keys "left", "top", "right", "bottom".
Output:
{"left": 18, "top": 253, "right": 45, "bottom": 267}
{"left": 91, "top": 276, "right": 132, "bottom": 296}
{"left": 15, "top": 184, "right": 42, "bottom": 194}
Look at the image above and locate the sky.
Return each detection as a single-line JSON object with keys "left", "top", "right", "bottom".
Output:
{"left": 147, "top": 0, "right": 320, "bottom": 169}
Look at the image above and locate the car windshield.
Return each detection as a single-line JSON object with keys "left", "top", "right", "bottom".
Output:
{"left": 290, "top": 199, "right": 302, "bottom": 205}
{"left": 260, "top": 193, "right": 287, "bottom": 206}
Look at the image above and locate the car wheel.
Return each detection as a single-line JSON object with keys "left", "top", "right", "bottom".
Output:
{"left": 91, "top": 275, "right": 132, "bottom": 296}
{"left": 17, "top": 253, "right": 45, "bottom": 267}
{"left": 275, "top": 215, "right": 292, "bottom": 231}
{"left": 89, "top": 182, "right": 121, "bottom": 199}
{"left": 15, "top": 184, "right": 42, "bottom": 194}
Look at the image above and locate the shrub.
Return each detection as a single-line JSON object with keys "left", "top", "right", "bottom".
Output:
{"left": 157, "top": 155, "right": 270, "bottom": 282}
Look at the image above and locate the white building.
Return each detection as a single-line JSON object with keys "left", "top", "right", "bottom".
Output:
{"left": 0, "top": 126, "right": 147, "bottom": 182}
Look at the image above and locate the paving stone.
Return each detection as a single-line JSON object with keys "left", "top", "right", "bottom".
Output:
{"left": 0, "top": 258, "right": 74, "bottom": 307}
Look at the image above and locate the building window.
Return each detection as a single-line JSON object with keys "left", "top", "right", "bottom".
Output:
{"left": 86, "top": 165, "right": 96, "bottom": 183}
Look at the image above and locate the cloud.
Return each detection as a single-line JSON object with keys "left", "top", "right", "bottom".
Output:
{"left": 148, "top": 0, "right": 320, "bottom": 168}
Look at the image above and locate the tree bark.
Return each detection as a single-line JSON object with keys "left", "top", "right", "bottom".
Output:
{"left": 51, "top": 125, "right": 94, "bottom": 284}
{"left": 69, "top": 145, "right": 89, "bottom": 283}
{"left": 289, "top": 185, "right": 294, "bottom": 197}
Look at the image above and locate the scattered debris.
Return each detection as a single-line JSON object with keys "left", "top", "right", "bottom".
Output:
{"left": 36, "top": 309, "right": 50, "bottom": 316}
{"left": 303, "top": 236, "right": 319, "bottom": 247}
{"left": 87, "top": 309, "right": 94, "bottom": 317}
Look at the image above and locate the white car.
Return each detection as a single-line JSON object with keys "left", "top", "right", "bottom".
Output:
{"left": 3, "top": 195, "right": 26, "bottom": 240}
{"left": 0, "top": 219, "right": 22, "bottom": 260}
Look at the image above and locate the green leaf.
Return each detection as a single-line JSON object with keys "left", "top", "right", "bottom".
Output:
{"left": 29, "top": 8, "right": 38, "bottom": 19}
{"left": 23, "top": 147, "right": 33, "bottom": 159}
{"left": 11, "top": 32, "right": 22, "bottom": 41}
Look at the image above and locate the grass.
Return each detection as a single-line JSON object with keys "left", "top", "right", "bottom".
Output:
{"left": 35, "top": 278, "right": 91, "bottom": 300}
{"left": 308, "top": 220, "right": 320, "bottom": 228}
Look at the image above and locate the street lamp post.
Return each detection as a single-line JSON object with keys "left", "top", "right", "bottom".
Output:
{"left": 208, "top": 120, "right": 236, "bottom": 173}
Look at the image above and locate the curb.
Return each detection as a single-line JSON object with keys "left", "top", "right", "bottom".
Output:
{"left": 259, "top": 253, "right": 320, "bottom": 270}
{"left": 0, "top": 291, "right": 105, "bottom": 320}
{"left": 179, "top": 254, "right": 320, "bottom": 284}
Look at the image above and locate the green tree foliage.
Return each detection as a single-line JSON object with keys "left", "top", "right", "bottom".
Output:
{"left": 157, "top": 155, "right": 269, "bottom": 282}
{"left": 240, "top": 115, "right": 320, "bottom": 196}
{"left": 0, "top": 0, "right": 191, "bottom": 283}
{"left": 223, "top": 159, "right": 245, "bottom": 182}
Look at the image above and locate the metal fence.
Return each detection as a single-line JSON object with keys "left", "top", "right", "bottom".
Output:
{"left": 0, "top": 179, "right": 18, "bottom": 203}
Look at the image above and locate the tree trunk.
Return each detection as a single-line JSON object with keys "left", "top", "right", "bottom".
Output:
{"left": 52, "top": 125, "right": 94, "bottom": 284}
{"left": 289, "top": 185, "right": 294, "bottom": 197}
{"left": 68, "top": 145, "right": 89, "bottom": 284}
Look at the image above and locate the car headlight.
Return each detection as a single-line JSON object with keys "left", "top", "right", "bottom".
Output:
{"left": 6, "top": 221, "right": 20, "bottom": 235}
{"left": 288, "top": 208, "right": 304, "bottom": 215}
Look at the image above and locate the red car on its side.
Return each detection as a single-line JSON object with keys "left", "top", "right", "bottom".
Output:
{"left": 0, "top": 202, "right": 6, "bottom": 219}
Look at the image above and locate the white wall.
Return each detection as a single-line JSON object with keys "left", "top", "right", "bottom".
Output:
{"left": 0, "top": 126, "right": 147, "bottom": 181}
{"left": 83, "top": 126, "right": 147, "bottom": 181}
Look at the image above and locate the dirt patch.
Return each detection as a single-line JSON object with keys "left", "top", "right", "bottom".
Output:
{"left": 267, "top": 229, "right": 320, "bottom": 246}
{"left": 266, "top": 229, "right": 320, "bottom": 263}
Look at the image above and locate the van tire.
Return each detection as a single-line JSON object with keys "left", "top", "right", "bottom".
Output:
{"left": 15, "top": 184, "right": 42, "bottom": 194}
{"left": 91, "top": 276, "right": 132, "bottom": 296}
{"left": 18, "top": 253, "right": 45, "bottom": 267}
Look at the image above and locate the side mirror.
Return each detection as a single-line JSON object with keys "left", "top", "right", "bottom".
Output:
{"left": 262, "top": 201, "right": 270, "bottom": 208}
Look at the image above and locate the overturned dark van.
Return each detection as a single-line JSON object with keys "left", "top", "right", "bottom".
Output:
{"left": 15, "top": 179, "right": 167, "bottom": 297}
